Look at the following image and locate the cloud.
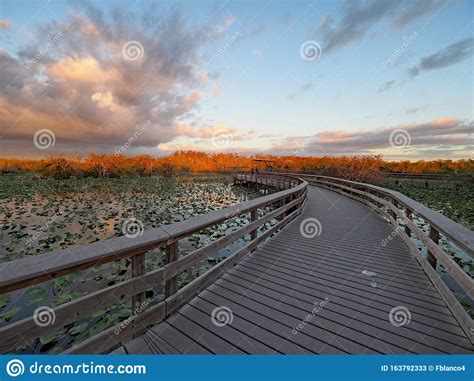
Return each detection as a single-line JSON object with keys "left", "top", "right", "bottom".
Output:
{"left": 287, "top": 82, "right": 314, "bottom": 100}
{"left": 91, "top": 91, "right": 118, "bottom": 110}
{"left": 176, "top": 124, "right": 236, "bottom": 139}
{"left": 47, "top": 56, "right": 113, "bottom": 83}
{"left": 408, "top": 37, "right": 474, "bottom": 76}
{"left": 377, "top": 79, "right": 395, "bottom": 93}
{"left": 156, "top": 123, "right": 256, "bottom": 153}
{"left": 157, "top": 141, "right": 199, "bottom": 152}
{"left": 392, "top": 0, "right": 447, "bottom": 28}
{"left": 212, "top": 16, "right": 236, "bottom": 36}
{"left": 269, "top": 118, "right": 474, "bottom": 156}
{"left": 257, "top": 133, "right": 282, "bottom": 139}
{"left": 251, "top": 49, "right": 263, "bottom": 56}
{"left": 280, "top": 12, "right": 294, "bottom": 26}
{"left": 406, "top": 104, "right": 432, "bottom": 114}
{"left": 315, "top": 0, "right": 446, "bottom": 54}
{"left": 0, "top": 19, "right": 11, "bottom": 29}
{"left": 0, "top": 4, "right": 234, "bottom": 154}
{"left": 212, "top": 83, "right": 222, "bottom": 95}
{"left": 240, "top": 24, "right": 266, "bottom": 39}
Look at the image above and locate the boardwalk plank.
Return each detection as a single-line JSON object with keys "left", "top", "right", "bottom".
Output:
{"left": 213, "top": 277, "right": 441, "bottom": 354}
{"left": 166, "top": 313, "right": 245, "bottom": 354}
{"left": 250, "top": 252, "right": 447, "bottom": 307}
{"left": 236, "top": 260, "right": 456, "bottom": 322}
{"left": 179, "top": 304, "right": 277, "bottom": 354}
{"left": 223, "top": 268, "right": 469, "bottom": 343}
{"left": 144, "top": 332, "right": 179, "bottom": 354}
{"left": 218, "top": 273, "right": 471, "bottom": 353}
{"left": 150, "top": 323, "right": 205, "bottom": 354}
{"left": 265, "top": 237, "right": 432, "bottom": 278}
{"left": 255, "top": 245, "right": 442, "bottom": 299}
{"left": 189, "top": 297, "right": 310, "bottom": 354}
{"left": 199, "top": 289, "right": 348, "bottom": 354}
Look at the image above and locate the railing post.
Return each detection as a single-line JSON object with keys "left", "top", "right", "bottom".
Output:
{"left": 165, "top": 241, "right": 179, "bottom": 297}
{"left": 278, "top": 198, "right": 285, "bottom": 221}
{"left": 404, "top": 208, "right": 412, "bottom": 237}
{"left": 131, "top": 253, "right": 146, "bottom": 338}
{"left": 389, "top": 199, "right": 397, "bottom": 221}
{"left": 250, "top": 208, "right": 257, "bottom": 241}
{"left": 285, "top": 195, "right": 291, "bottom": 216}
{"left": 427, "top": 226, "right": 439, "bottom": 269}
{"left": 385, "top": 196, "right": 396, "bottom": 221}
{"left": 288, "top": 193, "right": 297, "bottom": 214}
{"left": 131, "top": 254, "right": 146, "bottom": 313}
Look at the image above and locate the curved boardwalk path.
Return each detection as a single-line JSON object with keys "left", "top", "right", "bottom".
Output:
{"left": 121, "top": 185, "right": 473, "bottom": 354}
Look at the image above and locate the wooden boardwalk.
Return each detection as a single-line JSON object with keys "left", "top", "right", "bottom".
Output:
{"left": 122, "top": 186, "right": 473, "bottom": 354}
{"left": 1, "top": 172, "right": 472, "bottom": 355}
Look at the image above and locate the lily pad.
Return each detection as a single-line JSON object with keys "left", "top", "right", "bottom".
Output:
{"left": 0, "top": 306, "right": 21, "bottom": 321}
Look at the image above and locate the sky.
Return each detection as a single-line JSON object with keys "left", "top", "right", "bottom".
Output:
{"left": 0, "top": 0, "right": 473, "bottom": 160}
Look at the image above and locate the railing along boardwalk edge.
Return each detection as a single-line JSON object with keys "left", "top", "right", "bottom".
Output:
{"left": 264, "top": 171, "right": 473, "bottom": 344}
{"left": 0, "top": 173, "right": 307, "bottom": 354}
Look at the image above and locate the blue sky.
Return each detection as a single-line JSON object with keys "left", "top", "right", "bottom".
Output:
{"left": 1, "top": 0, "right": 473, "bottom": 159}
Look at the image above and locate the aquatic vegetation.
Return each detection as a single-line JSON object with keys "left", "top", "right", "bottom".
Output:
{"left": 384, "top": 181, "right": 473, "bottom": 230}
{"left": 1, "top": 153, "right": 472, "bottom": 182}
{"left": 0, "top": 173, "right": 268, "bottom": 353}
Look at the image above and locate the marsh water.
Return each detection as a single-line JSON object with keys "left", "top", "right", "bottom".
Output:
{"left": 0, "top": 173, "right": 271, "bottom": 353}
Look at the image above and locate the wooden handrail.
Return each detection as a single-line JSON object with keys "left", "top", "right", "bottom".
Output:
{"left": 384, "top": 172, "right": 450, "bottom": 178}
{"left": 382, "top": 172, "right": 472, "bottom": 181}
{"left": 285, "top": 171, "right": 470, "bottom": 181}
{"left": 0, "top": 173, "right": 307, "bottom": 354}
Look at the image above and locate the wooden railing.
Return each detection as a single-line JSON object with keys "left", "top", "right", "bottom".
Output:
{"left": 382, "top": 172, "right": 452, "bottom": 181}
{"left": 266, "top": 172, "right": 473, "bottom": 342}
{"left": 289, "top": 171, "right": 471, "bottom": 183}
{"left": 382, "top": 172, "right": 474, "bottom": 182}
{"left": 0, "top": 173, "right": 307, "bottom": 354}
